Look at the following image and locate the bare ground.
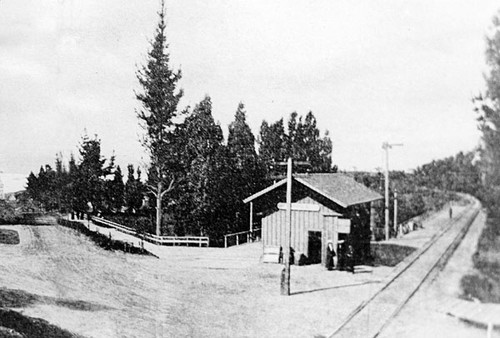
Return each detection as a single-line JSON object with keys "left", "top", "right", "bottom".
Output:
{"left": 0, "top": 224, "right": 393, "bottom": 338}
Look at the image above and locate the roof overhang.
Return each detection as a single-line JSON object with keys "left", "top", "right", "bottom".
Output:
{"left": 243, "top": 178, "right": 287, "bottom": 204}
{"left": 243, "top": 175, "right": 383, "bottom": 207}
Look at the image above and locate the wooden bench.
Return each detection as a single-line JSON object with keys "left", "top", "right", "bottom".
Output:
{"left": 262, "top": 246, "right": 282, "bottom": 263}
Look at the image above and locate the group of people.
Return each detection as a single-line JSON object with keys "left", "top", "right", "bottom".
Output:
{"left": 326, "top": 240, "right": 355, "bottom": 273}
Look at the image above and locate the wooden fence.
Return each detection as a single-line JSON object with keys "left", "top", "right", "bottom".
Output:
{"left": 224, "top": 228, "right": 261, "bottom": 248}
{"left": 91, "top": 217, "right": 209, "bottom": 247}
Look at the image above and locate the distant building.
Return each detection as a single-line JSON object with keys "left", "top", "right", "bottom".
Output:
{"left": 244, "top": 173, "right": 382, "bottom": 266}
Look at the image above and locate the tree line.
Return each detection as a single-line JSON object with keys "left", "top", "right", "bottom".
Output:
{"left": 25, "top": 109, "right": 333, "bottom": 243}
{"left": 352, "top": 150, "right": 482, "bottom": 238}
{"left": 25, "top": 2, "right": 333, "bottom": 244}
{"left": 26, "top": 136, "right": 145, "bottom": 218}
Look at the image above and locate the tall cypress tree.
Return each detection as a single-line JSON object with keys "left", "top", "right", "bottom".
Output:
{"left": 183, "top": 96, "right": 224, "bottom": 236}
{"left": 136, "top": 1, "right": 184, "bottom": 235}
{"left": 109, "top": 165, "right": 125, "bottom": 212}
{"left": 258, "top": 118, "right": 287, "bottom": 164}
{"left": 227, "top": 103, "right": 266, "bottom": 226}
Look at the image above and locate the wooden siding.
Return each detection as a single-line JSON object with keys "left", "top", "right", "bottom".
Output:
{"left": 262, "top": 196, "right": 337, "bottom": 256}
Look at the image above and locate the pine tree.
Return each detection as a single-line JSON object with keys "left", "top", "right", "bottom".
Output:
{"left": 136, "top": 1, "right": 184, "bottom": 235}
{"left": 109, "top": 165, "right": 125, "bottom": 212}
{"left": 76, "top": 134, "right": 112, "bottom": 214}
{"left": 124, "top": 165, "right": 144, "bottom": 214}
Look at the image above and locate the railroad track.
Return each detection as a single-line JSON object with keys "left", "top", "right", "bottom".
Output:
{"left": 329, "top": 200, "right": 481, "bottom": 338}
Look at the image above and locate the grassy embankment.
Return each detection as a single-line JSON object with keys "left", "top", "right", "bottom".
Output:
{"left": 57, "top": 218, "right": 153, "bottom": 256}
{"left": 461, "top": 210, "right": 500, "bottom": 302}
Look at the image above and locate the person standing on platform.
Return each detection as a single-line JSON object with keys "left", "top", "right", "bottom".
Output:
{"left": 346, "top": 239, "right": 355, "bottom": 273}
{"left": 326, "top": 240, "right": 336, "bottom": 271}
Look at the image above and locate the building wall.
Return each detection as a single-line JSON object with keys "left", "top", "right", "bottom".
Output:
{"left": 262, "top": 196, "right": 336, "bottom": 257}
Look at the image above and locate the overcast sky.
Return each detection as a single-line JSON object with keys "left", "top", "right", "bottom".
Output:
{"left": 1, "top": 1, "right": 499, "bottom": 191}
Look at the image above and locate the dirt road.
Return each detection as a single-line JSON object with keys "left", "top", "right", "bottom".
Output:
{"left": 0, "top": 224, "right": 393, "bottom": 338}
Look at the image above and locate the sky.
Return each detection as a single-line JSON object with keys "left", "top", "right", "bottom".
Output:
{"left": 1, "top": 0, "right": 499, "bottom": 192}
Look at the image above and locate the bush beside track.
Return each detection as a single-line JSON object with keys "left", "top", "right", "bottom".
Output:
{"left": 461, "top": 213, "right": 500, "bottom": 302}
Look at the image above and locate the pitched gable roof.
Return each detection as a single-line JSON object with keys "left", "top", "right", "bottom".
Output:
{"left": 295, "top": 174, "right": 382, "bottom": 207}
{"left": 243, "top": 173, "right": 382, "bottom": 207}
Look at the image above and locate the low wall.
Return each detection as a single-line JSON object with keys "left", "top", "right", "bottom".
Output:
{"left": 370, "top": 242, "right": 417, "bottom": 267}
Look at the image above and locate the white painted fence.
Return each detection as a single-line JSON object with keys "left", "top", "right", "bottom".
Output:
{"left": 224, "top": 228, "right": 261, "bottom": 248}
{"left": 91, "top": 216, "right": 209, "bottom": 247}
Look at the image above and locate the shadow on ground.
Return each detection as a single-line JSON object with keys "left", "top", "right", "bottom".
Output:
{"left": 0, "top": 309, "right": 83, "bottom": 338}
{"left": 0, "top": 287, "right": 109, "bottom": 337}
{"left": 0, "top": 287, "right": 110, "bottom": 311}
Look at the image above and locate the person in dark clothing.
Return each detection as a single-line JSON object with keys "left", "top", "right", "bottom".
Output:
{"left": 337, "top": 241, "right": 345, "bottom": 270}
{"left": 326, "top": 240, "right": 336, "bottom": 270}
{"left": 449, "top": 207, "right": 453, "bottom": 219}
{"left": 345, "top": 240, "right": 355, "bottom": 273}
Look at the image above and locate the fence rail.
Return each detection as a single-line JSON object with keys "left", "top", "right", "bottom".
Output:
{"left": 91, "top": 217, "right": 209, "bottom": 247}
{"left": 224, "top": 228, "right": 261, "bottom": 248}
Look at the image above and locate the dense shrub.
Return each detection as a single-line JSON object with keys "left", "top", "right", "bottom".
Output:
{"left": 103, "top": 214, "right": 156, "bottom": 235}
{"left": 0, "top": 201, "right": 24, "bottom": 225}
{"left": 0, "top": 229, "right": 20, "bottom": 245}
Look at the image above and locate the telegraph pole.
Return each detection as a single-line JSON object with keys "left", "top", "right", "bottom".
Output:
{"left": 394, "top": 190, "right": 398, "bottom": 237}
{"left": 274, "top": 158, "right": 310, "bottom": 296}
{"left": 382, "top": 142, "right": 403, "bottom": 241}
{"left": 281, "top": 157, "right": 292, "bottom": 295}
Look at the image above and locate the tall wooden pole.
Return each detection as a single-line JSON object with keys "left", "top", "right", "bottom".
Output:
{"left": 281, "top": 157, "right": 292, "bottom": 296}
{"left": 249, "top": 202, "right": 253, "bottom": 240}
{"left": 383, "top": 143, "right": 390, "bottom": 241}
{"left": 394, "top": 190, "right": 398, "bottom": 237}
{"left": 382, "top": 142, "right": 403, "bottom": 241}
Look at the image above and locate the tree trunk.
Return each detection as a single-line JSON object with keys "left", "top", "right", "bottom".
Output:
{"left": 156, "top": 181, "right": 163, "bottom": 236}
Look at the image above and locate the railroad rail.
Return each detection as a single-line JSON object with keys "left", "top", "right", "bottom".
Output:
{"left": 329, "top": 200, "right": 480, "bottom": 338}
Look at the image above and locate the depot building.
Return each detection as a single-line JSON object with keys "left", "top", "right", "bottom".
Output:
{"left": 244, "top": 173, "right": 383, "bottom": 266}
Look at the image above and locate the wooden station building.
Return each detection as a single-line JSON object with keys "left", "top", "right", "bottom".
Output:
{"left": 243, "top": 173, "right": 382, "bottom": 266}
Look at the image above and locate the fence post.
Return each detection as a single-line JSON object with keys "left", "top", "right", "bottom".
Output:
{"left": 236, "top": 234, "right": 239, "bottom": 246}
{"left": 224, "top": 235, "right": 227, "bottom": 248}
